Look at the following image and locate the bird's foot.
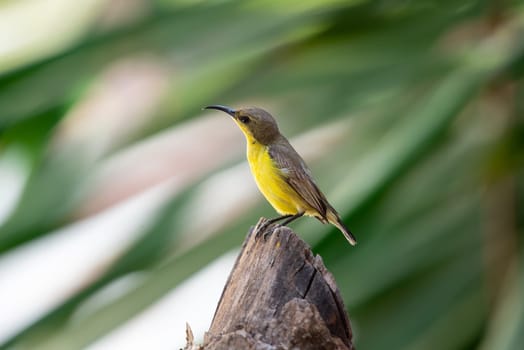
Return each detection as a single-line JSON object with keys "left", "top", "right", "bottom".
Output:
{"left": 262, "top": 226, "right": 276, "bottom": 241}
{"left": 254, "top": 219, "right": 275, "bottom": 241}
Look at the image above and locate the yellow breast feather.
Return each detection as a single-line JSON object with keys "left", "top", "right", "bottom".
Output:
{"left": 247, "top": 140, "right": 303, "bottom": 215}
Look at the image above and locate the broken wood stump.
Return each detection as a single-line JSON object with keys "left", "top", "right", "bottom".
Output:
{"left": 199, "top": 218, "right": 354, "bottom": 350}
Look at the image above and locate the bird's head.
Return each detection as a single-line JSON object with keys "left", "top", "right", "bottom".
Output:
{"left": 204, "top": 105, "right": 280, "bottom": 145}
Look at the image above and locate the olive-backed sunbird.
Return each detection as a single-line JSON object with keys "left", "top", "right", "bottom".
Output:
{"left": 204, "top": 105, "right": 357, "bottom": 246}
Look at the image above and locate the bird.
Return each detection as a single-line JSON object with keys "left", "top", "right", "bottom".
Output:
{"left": 204, "top": 105, "right": 357, "bottom": 245}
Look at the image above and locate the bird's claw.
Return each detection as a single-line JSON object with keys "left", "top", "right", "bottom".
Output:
{"left": 255, "top": 220, "right": 274, "bottom": 241}
{"left": 262, "top": 227, "right": 275, "bottom": 241}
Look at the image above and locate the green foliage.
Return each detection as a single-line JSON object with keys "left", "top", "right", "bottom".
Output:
{"left": 1, "top": 0, "right": 523, "bottom": 349}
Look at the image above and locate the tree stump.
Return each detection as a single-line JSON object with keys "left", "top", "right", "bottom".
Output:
{"left": 197, "top": 218, "right": 354, "bottom": 350}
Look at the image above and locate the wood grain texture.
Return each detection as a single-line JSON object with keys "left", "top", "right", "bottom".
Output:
{"left": 201, "top": 218, "right": 354, "bottom": 350}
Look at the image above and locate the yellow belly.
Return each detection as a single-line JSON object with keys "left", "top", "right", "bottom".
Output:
{"left": 247, "top": 141, "right": 304, "bottom": 215}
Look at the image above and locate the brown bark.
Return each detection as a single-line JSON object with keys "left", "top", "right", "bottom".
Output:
{"left": 198, "top": 218, "right": 354, "bottom": 350}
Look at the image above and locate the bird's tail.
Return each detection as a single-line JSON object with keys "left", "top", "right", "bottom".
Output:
{"left": 328, "top": 213, "right": 357, "bottom": 246}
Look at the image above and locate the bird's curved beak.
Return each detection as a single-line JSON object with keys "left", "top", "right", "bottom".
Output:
{"left": 204, "top": 105, "right": 236, "bottom": 117}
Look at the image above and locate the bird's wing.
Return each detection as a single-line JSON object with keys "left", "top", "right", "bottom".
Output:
{"left": 268, "top": 139, "right": 328, "bottom": 219}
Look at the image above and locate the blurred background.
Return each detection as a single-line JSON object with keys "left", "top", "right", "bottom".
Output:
{"left": 0, "top": 0, "right": 523, "bottom": 349}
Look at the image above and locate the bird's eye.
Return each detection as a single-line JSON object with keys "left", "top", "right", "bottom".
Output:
{"left": 239, "top": 116, "right": 250, "bottom": 124}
